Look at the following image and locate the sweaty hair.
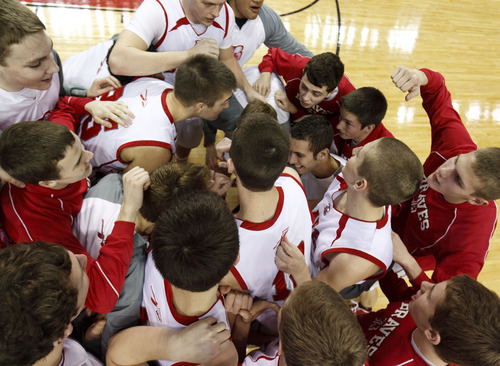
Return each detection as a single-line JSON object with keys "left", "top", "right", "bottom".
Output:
{"left": 0, "top": 121, "right": 75, "bottom": 184}
{"left": 290, "top": 115, "right": 333, "bottom": 158}
{"left": 175, "top": 55, "right": 236, "bottom": 107}
{"left": 0, "top": 242, "right": 78, "bottom": 366}
{"left": 280, "top": 281, "right": 367, "bottom": 366}
{"left": 358, "top": 137, "right": 423, "bottom": 206}
{"left": 230, "top": 113, "right": 289, "bottom": 191}
{"left": 303, "top": 52, "right": 344, "bottom": 93}
{"left": 471, "top": 147, "right": 500, "bottom": 201}
{"left": 0, "top": 0, "right": 46, "bottom": 66}
{"left": 140, "top": 162, "right": 212, "bottom": 223}
{"left": 150, "top": 190, "right": 239, "bottom": 292}
{"left": 431, "top": 275, "right": 500, "bottom": 366}
{"left": 341, "top": 87, "right": 388, "bottom": 129}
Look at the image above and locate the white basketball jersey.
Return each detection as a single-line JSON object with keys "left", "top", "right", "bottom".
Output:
{"left": 232, "top": 16, "right": 266, "bottom": 66}
{"left": 125, "top": 0, "right": 234, "bottom": 83}
{"left": 0, "top": 72, "right": 60, "bottom": 130}
{"left": 77, "top": 77, "right": 177, "bottom": 174}
{"left": 242, "top": 339, "right": 280, "bottom": 366}
{"left": 142, "top": 253, "right": 230, "bottom": 366}
{"left": 312, "top": 174, "right": 393, "bottom": 281}
{"left": 60, "top": 338, "right": 103, "bottom": 366}
{"left": 301, "top": 153, "right": 346, "bottom": 202}
{"left": 231, "top": 174, "right": 314, "bottom": 303}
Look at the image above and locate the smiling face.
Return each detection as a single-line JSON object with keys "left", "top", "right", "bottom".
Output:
{"left": 0, "top": 31, "right": 59, "bottom": 92}
{"left": 409, "top": 281, "right": 447, "bottom": 331}
{"left": 184, "top": 0, "right": 227, "bottom": 26}
{"left": 228, "top": 0, "right": 264, "bottom": 19}
{"left": 427, "top": 151, "right": 484, "bottom": 204}
{"left": 48, "top": 132, "right": 94, "bottom": 188}
{"left": 298, "top": 73, "right": 333, "bottom": 109}
{"left": 289, "top": 137, "right": 320, "bottom": 175}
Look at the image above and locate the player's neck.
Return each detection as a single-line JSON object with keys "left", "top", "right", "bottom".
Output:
{"left": 171, "top": 284, "right": 220, "bottom": 317}
{"left": 336, "top": 189, "right": 384, "bottom": 221}
{"left": 166, "top": 91, "right": 195, "bottom": 122}
{"left": 235, "top": 180, "right": 280, "bottom": 223}
{"left": 412, "top": 329, "right": 447, "bottom": 366}
{"left": 313, "top": 155, "right": 341, "bottom": 179}
{"left": 33, "top": 341, "right": 64, "bottom": 366}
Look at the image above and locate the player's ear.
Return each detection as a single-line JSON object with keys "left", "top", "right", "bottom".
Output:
{"left": 353, "top": 178, "right": 367, "bottom": 191}
{"left": 325, "top": 87, "right": 336, "bottom": 99}
{"left": 424, "top": 328, "right": 441, "bottom": 346}
{"left": 193, "top": 102, "right": 206, "bottom": 114}
{"left": 227, "top": 158, "right": 236, "bottom": 175}
{"left": 53, "top": 323, "right": 74, "bottom": 348}
{"left": 39, "top": 179, "right": 58, "bottom": 189}
{"left": 467, "top": 197, "right": 489, "bottom": 206}
{"left": 317, "top": 148, "right": 329, "bottom": 161}
{"left": 362, "top": 123, "right": 376, "bottom": 133}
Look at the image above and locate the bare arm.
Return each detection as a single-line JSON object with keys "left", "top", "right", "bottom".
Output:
{"left": 120, "top": 146, "right": 172, "bottom": 173}
{"left": 106, "top": 318, "right": 231, "bottom": 366}
{"left": 108, "top": 31, "right": 220, "bottom": 76}
{"left": 314, "top": 252, "right": 380, "bottom": 292}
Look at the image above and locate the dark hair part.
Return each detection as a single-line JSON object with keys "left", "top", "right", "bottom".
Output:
{"left": 0, "top": 242, "right": 78, "bottom": 366}
{"left": 0, "top": 121, "right": 75, "bottom": 184}
{"left": 175, "top": 55, "right": 236, "bottom": 107}
{"left": 471, "top": 147, "right": 500, "bottom": 201}
{"left": 341, "top": 87, "right": 387, "bottom": 129}
{"left": 230, "top": 113, "right": 289, "bottom": 191}
{"left": 0, "top": 0, "right": 46, "bottom": 66}
{"left": 303, "top": 52, "right": 344, "bottom": 93}
{"left": 150, "top": 191, "right": 239, "bottom": 292}
{"left": 140, "top": 162, "right": 212, "bottom": 223}
{"left": 290, "top": 115, "right": 333, "bottom": 157}
{"left": 280, "top": 281, "right": 367, "bottom": 366}
{"left": 431, "top": 275, "right": 500, "bottom": 366}
{"left": 358, "top": 137, "right": 423, "bottom": 206}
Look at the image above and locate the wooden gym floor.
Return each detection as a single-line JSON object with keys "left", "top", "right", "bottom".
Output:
{"left": 22, "top": 0, "right": 500, "bottom": 308}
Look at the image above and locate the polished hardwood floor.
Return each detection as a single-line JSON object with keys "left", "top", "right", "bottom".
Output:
{"left": 23, "top": 0, "right": 500, "bottom": 308}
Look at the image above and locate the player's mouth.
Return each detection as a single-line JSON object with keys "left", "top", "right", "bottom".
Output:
{"left": 250, "top": 6, "right": 261, "bottom": 13}
{"left": 41, "top": 76, "right": 53, "bottom": 83}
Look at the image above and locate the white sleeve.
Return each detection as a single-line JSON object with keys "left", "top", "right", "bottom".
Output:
{"left": 220, "top": 3, "right": 236, "bottom": 50}
{"left": 124, "top": 0, "right": 167, "bottom": 47}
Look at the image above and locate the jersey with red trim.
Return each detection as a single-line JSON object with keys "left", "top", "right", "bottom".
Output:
{"left": 0, "top": 180, "right": 135, "bottom": 314}
{"left": 77, "top": 77, "right": 177, "bottom": 174}
{"left": 125, "top": 0, "right": 234, "bottom": 83}
{"left": 142, "top": 253, "right": 230, "bottom": 366}
{"left": 59, "top": 338, "right": 103, "bottom": 366}
{"left": 391, "top": 69, "right": 498, "bottom": 285}
{"left": 231, "top": 174, "right": 314, "bottom": 305}
{"left": 241, "top": 339, "right": 280, "bottom": 366}
{"left": 312, "top": 174, "right": 393, "bottom": 282}
{"left": 332, "top": 123, "right": 394, "bottom": 159}
{"left": 0, "top": 72, "right": 60, "bottom": 130}
{"left": 300, "top": 153, "right": 346, "bottom": 202}
{"left": 258, "top": 47, "right": 355, "bottom": 122}
{"left": 358, "top": 301, "right": 431, "bottom": 366}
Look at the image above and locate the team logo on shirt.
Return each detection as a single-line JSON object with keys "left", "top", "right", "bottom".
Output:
{"left": 150, "top": 285, "right": 162, "bottom": 322}
{"left": 140, "top": 90, "right": 148, "bottom": 108}
{"left": 233, "top": 45, "right": 244, "bottom": 60}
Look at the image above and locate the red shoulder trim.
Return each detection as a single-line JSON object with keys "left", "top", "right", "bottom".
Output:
{"left": 154, "top": 0, "right": 169, "bottom": 49}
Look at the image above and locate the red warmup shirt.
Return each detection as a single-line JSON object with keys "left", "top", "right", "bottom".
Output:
{"left": 386, "top": 69, "right": 498, "bottom": 300}
{"left": 0, "top": 96, "right": 135, "bottom": 314}
{"left": 258, "top": 47, "right": 356, "bottom": 122}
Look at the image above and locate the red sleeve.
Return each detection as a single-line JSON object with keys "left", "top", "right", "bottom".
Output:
{"left": 379, "top": 269, "right": 428, "bottom": 302}
{"left": 420, "top": 69, "right": 477, "bottom": 161}
{"left": 84, "top": 221, "right": 135, "bottom": 313}
{"left": 48, "top": 96, "right": 92, "bottom": 132}
{"left": 258, "top": 47, "right": 310, "bottom": 77}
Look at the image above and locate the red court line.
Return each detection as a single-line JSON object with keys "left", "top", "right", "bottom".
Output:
{"left": 22, "top": 0, "right": 142, "bottom": 10}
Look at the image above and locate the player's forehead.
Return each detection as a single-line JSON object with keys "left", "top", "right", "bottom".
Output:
{"left": 455, "top": 151, "right": 482, "bottom": 190}
{"left": 198, "top": 0, "right": 226, "bottom": 6}
{"left": 6, "top": 31, "right": 53, "bottom": 65}
{"left": 290, "top": 137, "right": 312, "bottom": 154}
{"left": 301, "top": 73, "right": 328, "bottom": 93}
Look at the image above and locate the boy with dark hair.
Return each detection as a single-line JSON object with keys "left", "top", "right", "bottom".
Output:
{"left": 335, "top": 86, "right": 394, "bottom": 158}
{"left": 142, "top": 190, "right": 240, "bottom": 365}
{"left": 53, "top": 55, "right": 235, "bottom": 173}
{"left": 73, "top": 162, "right": 223, "bottom": 354}
{"left": 359, "top": 236, "right": 500, "bottom": 366}
{"left": 222, "top": 112, "right": 313, "bottom": 332}
{"left": 230, "top": 281, "right": 368, "bottom": 366}
{"left": 0, "top": 121, "right": 147, "bottom": 315}
{"left": 385, "top": 66, "right": 500, "bottom": 299}
{"left": 0, "top": 241, "right": 235, "bottom": 366}
{"left": 289, "top": 115, "right": 346, "bottom": 208}
{"left": 254, "top": 48, "right": 355, "bottom": 123}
